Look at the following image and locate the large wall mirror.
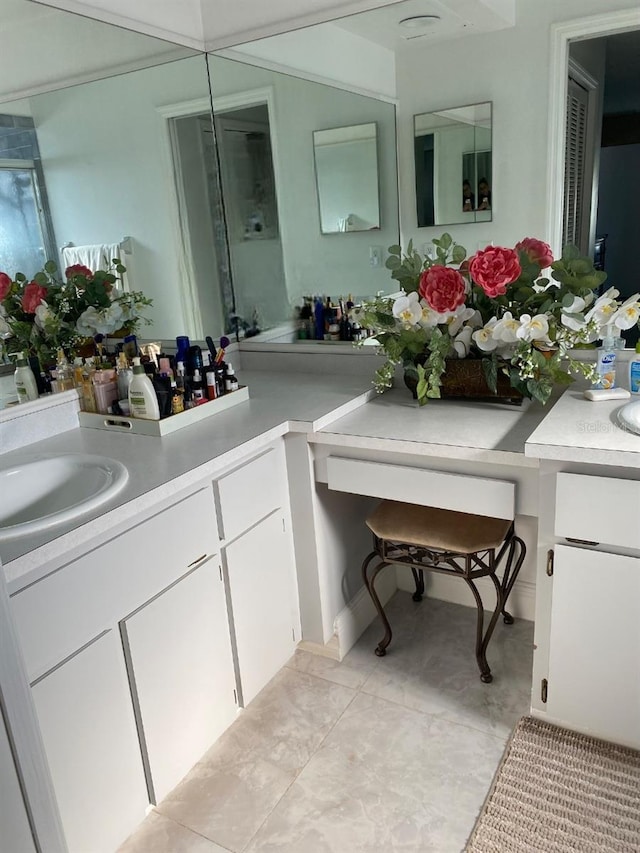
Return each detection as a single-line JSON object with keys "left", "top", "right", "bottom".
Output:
{"left": 0, "top": 1, "right": 212, "bottom": 343}
{"left": 414, "top": 101, "right": 493, "bottom": 227}
{"left": 206, "top": 51, "right": 398, "bottom": 343}
{"left": 313, "top": 122, "right": 381, "bottom": 235}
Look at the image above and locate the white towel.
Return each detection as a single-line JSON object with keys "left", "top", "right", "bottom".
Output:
{"left": 61, "top": 244, "right": 130, "bottom": 291}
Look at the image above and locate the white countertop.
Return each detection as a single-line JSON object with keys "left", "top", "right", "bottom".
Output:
{"left": 1, "top": 369, "right": 373, "bottom": 589}
{"left": 311, "top": 386, "right": 558, "bottom": 467}
{"left": 525, "top": 383, "right": 640, "bottom": 468}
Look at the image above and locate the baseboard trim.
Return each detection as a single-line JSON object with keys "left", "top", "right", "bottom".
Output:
{"left": 297, "top": 636, "right": 341, "bottom": 661}
{"left": 333, "top": 570, "right": 398, "bottom": 659}
{"left": 396, "top": 570, "right": 536, "bottom": 622}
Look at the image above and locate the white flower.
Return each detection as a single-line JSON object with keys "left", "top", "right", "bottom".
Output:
{"left": 611, "top": 294, "right": 640, "bottom": 331}
{"left": 448, "top": 306, "right": 476, "bottom": 337}
{"left": 516, "top": 313, "right": 550, "bottom": 343}
{"left": 492, "top": 311, "right": 521, "bottom": 343}
{"left": 585, "top": 288, "right": 620, "bottom": 328}
{"left": 392, "top": 291, "right": 422, "bottom": 328}
{"left": 417, "top": 298, "right": 452, "bottom": 329}
{"left": 472, "top": 318, "right": 499, "bottom": 352}
{"left": 76, "top": 306, "right": 101, "bottom": 337}
{"left": 561, "top": 296, "right": 589, "bottom": 332}
{"left": 453, "top": 325, "right": 473, "bottom": 358}
{"left": 34, "top": 301, "right": 54, "bottom": 330}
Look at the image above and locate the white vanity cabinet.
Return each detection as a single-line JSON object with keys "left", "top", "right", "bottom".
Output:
{"left": 122, "top": 556, "right": 237, "bottom": 804}
{"left": 533, "top": 466, "right": 640, "bottom": 749}
{"left": 215, "top": 442, "right": 299, "bottom": 707}
{"left": 10, "top": 485, "right": 236, "bottom": 852}
{"left": 31, "top": 630, "right": 148, "bottom": 853}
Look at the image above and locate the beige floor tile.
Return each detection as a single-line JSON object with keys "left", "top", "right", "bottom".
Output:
{"left": 244, "top": 692, "right": 505, "bottom": 852}
{"left": 117, "top": 811, "right": 230, "bottom": 853}
{"left": 156, "top": 668, "right": 355, "bottom": 852}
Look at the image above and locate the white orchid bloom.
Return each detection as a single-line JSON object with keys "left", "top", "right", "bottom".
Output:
{"left": 472, "top": 318, "right": 499, "bottom": 352}
{"left": 392, "top": 291, "right": 421, "bottom": 329}
{"left": 561, "top": 296, "right": 589, "bottom": 332}
{"left": 492, "top": 311, "right": 521, "bottom": 343}
{"left": 516, "top": 313, "right": 550, "bottom": 343}
{"left": 611, "top": 294, "right": 640, "bottom": 331}
{"left": 453, "top": 325, "right": 474, "bottom": 358}
{"left": 585, "top": 288, "right": 620, "bottom": 327}
{"left": 448, "top": 306, "right": 476, "bottom": 337}
{"left": 418, "top": 298, "right": 453, "bottom": 329}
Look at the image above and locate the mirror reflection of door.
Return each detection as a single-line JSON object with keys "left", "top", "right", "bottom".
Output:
{"left": 215, "top": 102, "right": 287, "bottom": 336}
{"left": 414, "top": 102, "right": 492, "bottom": 227}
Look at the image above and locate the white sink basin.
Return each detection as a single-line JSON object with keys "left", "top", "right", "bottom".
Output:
{"left": 0, "top": 453, "right": 129, "bottom": 541}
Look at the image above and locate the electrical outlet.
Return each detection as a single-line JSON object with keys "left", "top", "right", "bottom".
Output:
{"left": 369, "top": 245, "right": 383, "bottom": 267}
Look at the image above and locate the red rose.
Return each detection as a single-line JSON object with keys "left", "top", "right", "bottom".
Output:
{"left": 515, "top": 237, "right": 553, "bottom": 268}
{"left": 419, "top": 265, "right": 466, "bottom": 314}
{"left": 469, "top": 246, "right": 521, "bottom": 298}
{"left": 0, "top": 272, "right": 11, "bottom": 301}
{"left": 22, "top": 282, "right": 48, "bottom": 314}
{"left": 65, "top": 264, "right": 93, "bottom": 280}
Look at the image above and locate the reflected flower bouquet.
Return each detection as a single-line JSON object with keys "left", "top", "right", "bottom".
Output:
{"left": 0, "top": 259, "right": 152, "bottom": 364}
{"left": 356, "top": 234, "right": 640, "bottom": 405}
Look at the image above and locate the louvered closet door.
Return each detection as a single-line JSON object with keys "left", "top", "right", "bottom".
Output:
{"left": 563, "top": 77, "right": 589, "bottom": 248}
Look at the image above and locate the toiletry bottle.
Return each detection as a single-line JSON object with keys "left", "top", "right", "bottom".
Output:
{"left": 116, "top": 353, "right": 133, "bottom": 401}
{"left": 81, "top": 363, "right": 97, "bottom": 413}
{"left": 171, "top": 379, "right": 184, "bottom": 414}
{"left": 14, "top": 353, "right": 39, "bottom": 403}
{"left": 176, "top": 336, "right": 190, "bottom": 367}
{"left": 128, "top": 356, "right": 160, "bottom": 420}
{"left": 206, "top": 370, "right": 217, "bottom": 400}
{"left": 55, "top": 349, "right": 75, "bottom": 392}
{"left": 191, "top": 368, "right": 206, "bottom": 404}
{"left": 224, "top": 362, "right": 239, "bottom": 393}
{"left": 595, "top": 331, "right": 617, "bottom": 390}
{"left": 629, "top": 343, "right": 640, "bottom": 394}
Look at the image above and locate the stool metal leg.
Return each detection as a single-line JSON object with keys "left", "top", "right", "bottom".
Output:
{"left": 500, "top": 535, "right": 526, "bottom": 624}
{"left": 461, "top": 573, "right": 493, "bottom": 683}
{"left": 411, "top": 567, "right": 425, "bottom": 602}
{"left": 361, "top": 551, "right": 393, "bottom": 657}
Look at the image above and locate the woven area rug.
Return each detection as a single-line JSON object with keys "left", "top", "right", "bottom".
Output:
{"left": 466, "top": 716, "right": 640, "bottom": 852}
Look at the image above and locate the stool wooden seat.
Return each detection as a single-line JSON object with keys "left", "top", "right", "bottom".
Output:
{"left": 361, "top": 499, "right": 526, "bottom": 683}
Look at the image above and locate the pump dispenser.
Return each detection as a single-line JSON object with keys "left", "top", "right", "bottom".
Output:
{"left": 128, "top": 356, "right": 160, "bottom": 420}
{"left": 14, "top": 353, "right": 39, "bottom": 403}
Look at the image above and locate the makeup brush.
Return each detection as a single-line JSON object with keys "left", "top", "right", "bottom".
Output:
{"left": 215, "top": 335, "right": 230, "bottom": 364}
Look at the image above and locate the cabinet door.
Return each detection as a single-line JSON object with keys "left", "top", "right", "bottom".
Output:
{"left": 547, "top": 544, "right": 640, "bottom": 748}
{"left": 122, "top": 558, "right": 237, "bottom": 804}
{"left": 31, "top": 630, "right": 148, "bottom": 853}
{"left": 0, "top": 710, "right": 36, "bottom": 853}
{"left": 225, "top": 511, "right": 296, "bottom": 706}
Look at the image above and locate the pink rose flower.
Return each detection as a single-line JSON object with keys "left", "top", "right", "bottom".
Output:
{"left": 65, "top": 264, "right": 93, "bottom": 280}
{"left": 22, "top": 282, "right": 48, "bottom": 314}
{"left": 419, "top": 265, "right": 466, "bottom": 314}
{"left": 515, "top": 237, "right": 554, "bottom": 268}
{"left": 469, "top": 246, "right": 521, "bottom": 298}
{"left": 0, "top": 272, "right": 11, "bottom": 301}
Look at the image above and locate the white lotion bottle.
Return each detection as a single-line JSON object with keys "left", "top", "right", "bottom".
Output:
{"left": 128, "top": 357, "right": 160, "bottom": 420}
{"left": 14, "top": 353, "right": 39, "bottom": 403}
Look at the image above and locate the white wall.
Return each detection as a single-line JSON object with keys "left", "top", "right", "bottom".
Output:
{"left": 209, "top": 55, "right": 399, "bottom": 307}
{"left": 27, "top": 56, "right": 215, "bottom": 340}
{"left": 396, "top": 0, "right": 639, "bottom": 253}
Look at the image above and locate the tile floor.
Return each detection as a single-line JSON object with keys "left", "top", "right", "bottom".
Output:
{"left": 119, "top": 593, "right": 534, "bottom": 853}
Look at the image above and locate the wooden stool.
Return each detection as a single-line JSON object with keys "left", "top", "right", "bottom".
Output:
{"left": 361, "top": 500, "right": 526, "bottom": 683}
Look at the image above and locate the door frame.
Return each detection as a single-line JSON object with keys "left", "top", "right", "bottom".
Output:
{"left": 546, "top": 8, "right": 640, "bottom": 255}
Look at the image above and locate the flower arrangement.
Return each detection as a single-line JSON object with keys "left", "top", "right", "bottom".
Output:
{"left": 0, "top": 259, "right": 152, "bottom": 365}
{"left": 355, "top": 234, "right": 640, "bottom": 405}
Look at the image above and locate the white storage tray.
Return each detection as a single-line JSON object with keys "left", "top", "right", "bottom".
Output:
{"left": 78, "top": 385, "right": 249, "bottom": 436}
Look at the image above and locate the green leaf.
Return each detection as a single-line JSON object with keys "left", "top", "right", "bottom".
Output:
{"left": 387, "top": 245, "right": 401, "bottom": 255}
{"left": 561, "top": 244, "right": 580, "bottom": 262}
{"left": 385, "top": 256, "right": 401, "bottom": 270}
{"left": 44, "top": 260, "right": 58, "bottom": 275}
{"left": 452, "top": 245, "right": 467, "bottom": 264}
{"left": 440, "top": 233, "right": 453, "bottom": 250}
{"left": 482, "top": 356, "right": 498, "bottom": 394}
{"left": 562, "top": 292, "right": 576, "bottom": 308}
{"left": 33, "top": 272, "right": 48, "bottom": 286}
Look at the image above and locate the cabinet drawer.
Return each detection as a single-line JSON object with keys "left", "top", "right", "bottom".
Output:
{"left": 555, "top": 473, "right": 640, "bottom": 549}
{"left": 12, "top": 487, "right": 218, "bottom": 680}
{"left": 216, "top": 448, "right": 281, "bottom": 541}
{"left": 326, "top": 457, "right": 515, "bottom": 520}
